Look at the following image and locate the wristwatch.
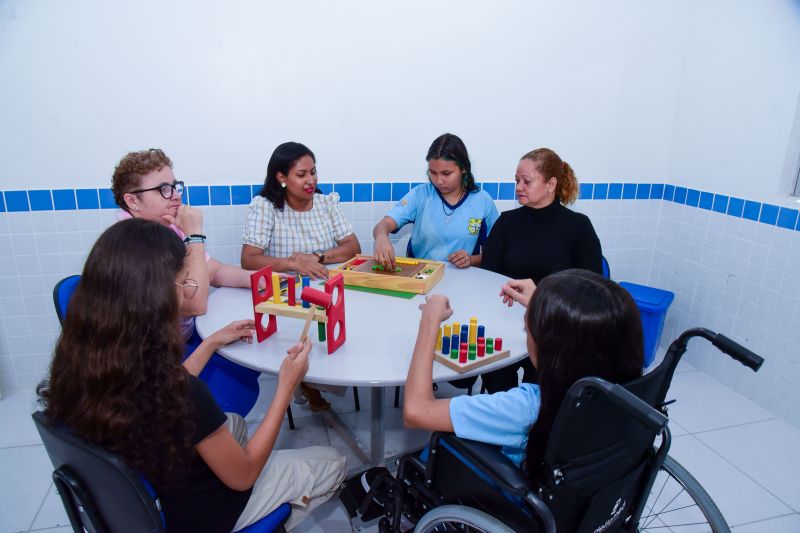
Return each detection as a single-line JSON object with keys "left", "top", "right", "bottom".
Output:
{"left": 313, "top": 251, "right": 325, "bottom": 263}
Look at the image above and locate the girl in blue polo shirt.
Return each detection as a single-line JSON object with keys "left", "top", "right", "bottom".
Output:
{"left": 403, "top": 270, "right": 643, "bottom": 474}
{"left": 373, "top": 133, "right": 499, "bottom": 269}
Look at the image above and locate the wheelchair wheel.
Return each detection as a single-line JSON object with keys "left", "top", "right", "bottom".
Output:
{"left": 638, "top": 455, "right": 729, "bottom": 532}
{"left": 414, "top": 504, "right": 516, "bottom": 533}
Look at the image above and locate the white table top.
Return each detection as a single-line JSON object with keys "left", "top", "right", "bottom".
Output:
{"left": 196, "top": 265, "right": 528, "bottom": 387}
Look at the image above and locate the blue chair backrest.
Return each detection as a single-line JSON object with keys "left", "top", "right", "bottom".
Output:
{"left": 601, "top": 256, "right": 610, "bottom": 279}
{"left": 53, "top": 275, "right": 81, "bottom": 324}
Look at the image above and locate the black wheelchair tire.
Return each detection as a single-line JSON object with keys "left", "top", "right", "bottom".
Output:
{"left": 414, "top": 504, "right": 516, "bottom": 533}
{"left": 638, "top": 455, "right": 729, "bottom": 532}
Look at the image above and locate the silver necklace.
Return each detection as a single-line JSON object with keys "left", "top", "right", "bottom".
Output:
{"left": 441, "top": 191, "right": 465, "bottom": 222}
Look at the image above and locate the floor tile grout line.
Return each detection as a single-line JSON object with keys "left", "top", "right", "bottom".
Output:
{"left": 728, "top": 511, "right": 800, "bottom": 529}
{"left": 683, "top": 415, "right": 777, "bottom": 436}
{"left": 26, "top": 482, "right": 53, "bottom": 533}
{"left": 0, "top": 443, "right": 46, "bottom": 451}
{"left": 687, "top": 433, "right": 799, "bottom": 518}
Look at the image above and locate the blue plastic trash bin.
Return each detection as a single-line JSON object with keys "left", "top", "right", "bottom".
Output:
{"left": 619, "top": 282, "right": 675, "bottom": 367}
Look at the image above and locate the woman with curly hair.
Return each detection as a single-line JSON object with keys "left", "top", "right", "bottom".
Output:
{"left": 480, "top": 148, "right": 604, "bottom": 393}
{"left": 38, "top": 219, "right": 346, "bottom": 532}
{"left": 111, "top": 148, "right": 266, "bottom": 418}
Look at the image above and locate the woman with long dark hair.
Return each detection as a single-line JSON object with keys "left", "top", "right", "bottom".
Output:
{"left": 38, "top": 219, "right": 346, "bottom": 532}
{"left": 373, "top": 133, "right": 499, "bottom": 270}
{"left": 403, "top": 269, "right": 642, "bottom": 478}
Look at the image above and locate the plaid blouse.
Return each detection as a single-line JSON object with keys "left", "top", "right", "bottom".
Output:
{"left": 242, "top": 193, "right": 353, "bottom": 257}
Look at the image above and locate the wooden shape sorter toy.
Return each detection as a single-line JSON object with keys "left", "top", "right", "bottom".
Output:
{"left": 329, "top": 254, "right": 445, "bottom": 294}
{"left": 249, "top": 266, "right": 346, "bottom": 354}
{"left": 432, "top": 317, "right": 509, "bottom": 373}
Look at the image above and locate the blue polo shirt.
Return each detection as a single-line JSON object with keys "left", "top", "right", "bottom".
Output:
{"left": 449, "top": 383, "right": 541, "bottom": 466}
{"left": 386, "top": 183, "right": 499, "bottom": 261}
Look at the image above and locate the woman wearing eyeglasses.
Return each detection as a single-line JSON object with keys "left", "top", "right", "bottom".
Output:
{"left": 372, "top": 133, "right": 499, "bottom": 270}
{"left": 111, "top": 149, "right": 259, "bottom": 417}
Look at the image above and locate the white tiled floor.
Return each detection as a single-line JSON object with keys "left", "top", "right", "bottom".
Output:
{"left": 2, "top": 363, "right": 799, "bottom": 532}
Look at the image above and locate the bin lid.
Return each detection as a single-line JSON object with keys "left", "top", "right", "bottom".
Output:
{"left": 619, "top": 282, "right": 675, "bottom": 311}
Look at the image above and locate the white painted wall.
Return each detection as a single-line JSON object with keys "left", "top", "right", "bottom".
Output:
{"left": 1, "top": 0, "right": 798, "bottom": 201}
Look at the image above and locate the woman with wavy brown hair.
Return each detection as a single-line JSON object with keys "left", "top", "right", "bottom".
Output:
{"left": 38, "top": 219, "right": 345, "bottom": 532}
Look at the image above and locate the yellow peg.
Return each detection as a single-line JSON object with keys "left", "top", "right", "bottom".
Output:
{"left": 271, "top": 273, "right": 282, "bottom": 304}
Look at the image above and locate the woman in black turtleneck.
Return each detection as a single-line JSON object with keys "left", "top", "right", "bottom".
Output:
{"left": 481, "top": 148, "right": 603, "bottom": 393}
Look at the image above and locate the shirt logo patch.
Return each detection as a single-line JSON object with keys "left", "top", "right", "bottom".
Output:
{"left": 467, "top": 218, "right": 482, "bottom": 235}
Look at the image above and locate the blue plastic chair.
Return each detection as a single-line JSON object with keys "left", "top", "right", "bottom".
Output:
{"left": 53, "top": 275, "right": 81, "bottom": 323}
{"left": 601, "top": 255, "right": 610, "bottom": 279}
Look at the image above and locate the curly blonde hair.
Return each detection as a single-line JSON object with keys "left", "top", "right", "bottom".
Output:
{"left": 111, "top": 149, "right": 173, "bottom": 210}
{"left": 521, "top": 148, "right": 579, "bottom": 205}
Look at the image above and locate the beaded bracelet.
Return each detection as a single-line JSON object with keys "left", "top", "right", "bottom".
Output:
{"left": 184, "top": 234, "right": 206, "bottom": 245}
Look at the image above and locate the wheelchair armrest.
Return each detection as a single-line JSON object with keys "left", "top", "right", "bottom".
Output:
{"left": 436, "top": 433, "right": 533, "bottom": 496}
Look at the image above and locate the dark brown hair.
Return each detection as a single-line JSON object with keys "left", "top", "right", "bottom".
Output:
{"left": 521, "top": 148, "right": 579, "bottom": 204}
{"left": 260, "top": 142, "right": 320, "bottom": 210}
{"left": 111, "top": 148, "right": 173, "bottom": 211}
{"left": 524, "top": 270, "right": 643, "bottom": 478}
{"left": 426, "top": 133, "right": 478, "bottom": 193}
{"left": 38, "top": 218, "right": 194, "bottom": 488}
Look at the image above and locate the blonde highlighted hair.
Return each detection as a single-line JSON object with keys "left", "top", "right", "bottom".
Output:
{"left": 521, "top": 148, "right": 579, "bottom": 205}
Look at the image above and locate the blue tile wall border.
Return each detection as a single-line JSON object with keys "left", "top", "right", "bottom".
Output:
{"left": 210, "top": 185, "right": 231, "bottom": 206}
{"left": 354, "top": 183, "right": 372, "bottom": 202}
{"left": 76, "top": 189, "right": 99, "bottom": 209}
{"left": 333, "top": 183, "right": 353, "bottom": 202}
{"left": 53, "top": 189, "right": 77, "bottom": 211}
{"left": 5, "top": 191, "right": 30, "bottom": 212}
{"left": 231, "top": 185, "right": 252, "bottom": 205}
{"left": 2, "top": 182, "right": 799, "bottom": 234}
{"left": 29, "top": 190, "right": 53, "bottom": 211}
{"left": 99, "top": 189, "right": 117, "bottom": 209}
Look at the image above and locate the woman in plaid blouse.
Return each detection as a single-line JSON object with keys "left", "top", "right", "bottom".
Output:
{"left": 242, "top": 142, "right": 360, "bottom": 280}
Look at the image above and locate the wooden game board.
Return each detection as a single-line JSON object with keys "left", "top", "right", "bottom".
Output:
{"left": 330, "top": 255, "right": 445, "bottom": 294}
{"left": 433, "top": 349, "right": 510, "bottom": 373}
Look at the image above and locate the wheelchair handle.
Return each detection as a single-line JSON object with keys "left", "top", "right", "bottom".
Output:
{"left": 677, "top": 328, "right": 764, "bottom": 371}
{"left": 712, "top": 333, "right": 764, "bottom": 371}
{"left": 572, "top": 378, "right": 668, "bottom": 432}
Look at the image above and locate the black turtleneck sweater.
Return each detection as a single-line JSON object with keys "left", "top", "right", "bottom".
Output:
{"left": 482, "top": 201, "right": 602, "bottom": 283}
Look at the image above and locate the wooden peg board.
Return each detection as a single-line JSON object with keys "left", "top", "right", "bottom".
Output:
{"left": 330, "top": 255, "right": 445, "bottom": 294}
{"left": 433, "top": 349, "right": 510, "bottom": 373}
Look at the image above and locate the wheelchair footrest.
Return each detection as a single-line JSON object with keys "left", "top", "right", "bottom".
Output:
{"left": 339, "top": 466, "right": 392, "bottom": 522}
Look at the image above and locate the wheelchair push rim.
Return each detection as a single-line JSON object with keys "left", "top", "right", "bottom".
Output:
{"left": 637, "top": 455, "right": 729, "bottom": 533}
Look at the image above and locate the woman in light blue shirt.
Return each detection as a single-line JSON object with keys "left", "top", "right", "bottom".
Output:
{"left": 403, "top": 270, "right": 643, "bottom": 474}
{"left": 373, "top": 133, "right": 499, "bottom": 269}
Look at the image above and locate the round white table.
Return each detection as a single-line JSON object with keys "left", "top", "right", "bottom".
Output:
{"left": 196, "top": 264, "right": 528, "bottom": 465}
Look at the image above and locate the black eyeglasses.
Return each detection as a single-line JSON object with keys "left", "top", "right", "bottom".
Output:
{"left": 130, "top": 181, "right": 185, "bottom": 200}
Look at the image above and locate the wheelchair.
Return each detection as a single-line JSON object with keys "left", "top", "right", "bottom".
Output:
{"left": 353, "top": 328, "right": 764, "bottom": 532}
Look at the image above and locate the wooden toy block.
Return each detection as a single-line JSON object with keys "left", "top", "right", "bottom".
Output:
{"left": 330, "top": 254, "right": 445, "bottom": 294}
{"left": 254, "top": 301, "right": 327, "bottom": 322}
{"left": 434, "top": 348, "right": 510, "bottom": 373}
{"left": 249, "top": 268, "right": 347, "bottom": 354}
{"left": 432, "top": 320, "right": 509, "bottom": 373}
{"left": 323, "top": 273, "right": 346, "bottom": 354}
{"left": 250, "top": 267, "right": 277, "bottom": 342}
